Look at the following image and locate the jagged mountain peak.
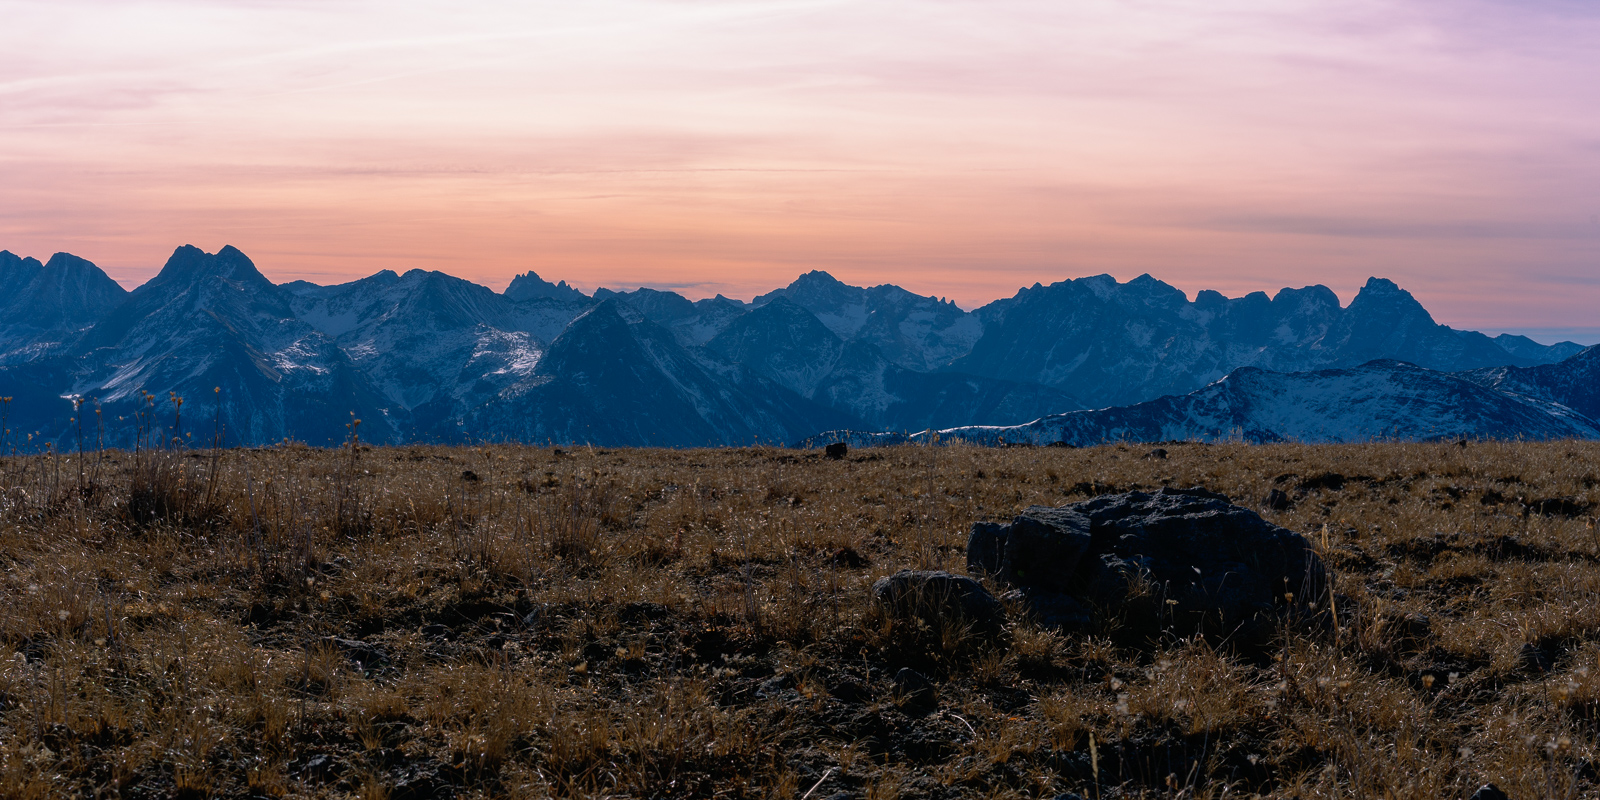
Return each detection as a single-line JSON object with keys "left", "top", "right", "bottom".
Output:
{"left": 43, "top": 251, "right": 99, "bottom": 272}
{"left": 756, "top": 269, "right": 865, "bottom": 309}
{"left": 0, "top": 249, "right": 127, "bottom": 360}
{"left": 1358, "top": 276, "right": 1403, "bottom": 294}
{"left": 1348, "top": 276, "right": 1428, "bottom": 314}
{"left": 505, "top": 269, "right": 588, "bottom": 303}
{"left": 2, "top": 240, "right": 1592, "bottom": 449}
{"left": 790, "top": 270, "right": 848, "bottom": 290}
{"left": 145, "top": 244, "right": 273, "bottom": 293}
{"left": 1271, "top": 284, "right": 1341, "bottom": 307}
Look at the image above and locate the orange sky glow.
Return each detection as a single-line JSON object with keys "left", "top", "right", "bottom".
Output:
{"left": 2, "top": 1, "right": 1597, "bottom": 340}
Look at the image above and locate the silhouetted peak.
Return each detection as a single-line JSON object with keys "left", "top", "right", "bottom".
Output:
{"left": 1272, "top": 284, "right": 1340, "bottom": 308}
{"left": 1124, "top": 273, "right": 1187, "bottom": 304}
{"left": 506, "top": 269, "right": 587, "bottom": 302}
{"left": 43, "top": 252, "right": 99, "bottom": 272}
{"left": 0, "top": 250, "right": 44, "bottom": 282}
{"left": 1349, "top": 277, "right": 1428, "bottom": 319}
{"left": 147, "top": 245, "right": 270, "bottom": 291}
{"left": 791, "top": 270, "right": 845, "bottom": 289}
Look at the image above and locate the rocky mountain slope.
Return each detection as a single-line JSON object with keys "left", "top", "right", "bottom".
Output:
{"left": 0, "top": 250, "right": 127, "bottom": 363}
{"left": 464, "top": 300, "right": 850, "bottom": 447}
{"left": 66, "top": 245, "right": 399, "bottom": 446}
{"left": 0, "top": 243, "right": 1588, "bottom": 448}
{"left": 818, "top": 359, "right": 1600, "bottom": 447}
{"left": 950, "top": 275, "right": 1568, "bottom": 408}
{"left": 1461, "top": 346, "right": 1600, "bottom": 421}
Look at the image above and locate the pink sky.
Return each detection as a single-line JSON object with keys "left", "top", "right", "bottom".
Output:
{"left": 2, "top": 0, "right": 1597, "bottom": 341}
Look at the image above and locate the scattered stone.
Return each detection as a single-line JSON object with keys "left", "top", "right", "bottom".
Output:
{"left": 295, "top": 753, "right": 339, "bottom": 782}
{"left": 1263, "top": 488, "right": 1294, "bottom": 511}
{"left": 871, "top": 570, "right": 1006, "bottom": 635}
{"left": 829, "top": 678, "right": 870, "bottom": 704}
{"left": 618, "top": 601, "right": 669, "bottom": 623}
{"left": 1298, "top": 472, "right": 1346, "bottom": 492}
{"left": 966, "top": 487, "right": 1329, "bottom": 645}
{"left": 892, "top": 667, "right": 937, "bottom": 710}
{"left": 1470, "top": 784, "right": 1510, "bottom": 800}
{"left": 829, "top": 546, "right": 869, "bottom": 568}
{"left": 1518, "top": 641, "right": 1554, "bottom": 674}
{"left": 1397, "top": 613, "right": 1432, "bottom": 649}
{"left": 389, "top": 760, "right": 454, "bottom": 800}
{"left": 324, "top": 637, "right": 388, "bottom": 669}
{"left": 420, "top": 624, "right": 456, "bottom": 641}
{"left": 824, "top": 442, "right": 849, "bottom": 460}
{"left": 1526, "top": 496, "right": 1592, "bottom": 518}
{"left": 757, "top": 674, "right": 795, "bottom": 699}
{"left": 520, "top": 607, "right": 546, "bottom": 629}
{"left": 1144, "top": 447, "right": 1168, "bottom": 460}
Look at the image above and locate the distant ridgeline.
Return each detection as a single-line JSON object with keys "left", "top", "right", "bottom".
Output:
{"left": 0, "top": 244, "right": 1594, "bottom": 450}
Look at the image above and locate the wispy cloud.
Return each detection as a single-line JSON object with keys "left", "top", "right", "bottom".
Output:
{"left": 0, "top": 0, "right": 1596, "bottom": 328}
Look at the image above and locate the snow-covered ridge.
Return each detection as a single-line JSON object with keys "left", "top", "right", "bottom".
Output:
{"left": 807, "top": 359, "right": 1600, "bottom": 448}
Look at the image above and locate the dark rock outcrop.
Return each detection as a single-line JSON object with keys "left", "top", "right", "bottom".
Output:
{"left": 968, "top": 488, "right": 1329, "bottom": 646}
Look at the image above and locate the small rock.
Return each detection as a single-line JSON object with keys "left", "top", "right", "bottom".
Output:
{"left": 829, "top": 679, "right": 870, "bottom": 703}
{"left": 756, "top": 675, "right": 794, "bottom": 699}
{"left": 324, "top": 637, "right": 388, "bottom": 669}
{"left": 618, "top": 601, "right": 669, "bottom": 622}
{"left": 829, "top": 546, "right": 869, "bottom": 568}
{"left": 1518, "top": 642, "right": 1554, "bottom": 673}
{"left": 871, "top": 570, "right": 1005, "bottom": 635}
{"left": 892, "top": 667, "right": 937, "bottom": 710}
{"left": 520, "top": 607, "right": 546, "bottom": 629}
{"left": 1399, "top": 613, "right": 1431, "bottom": 644}
{"left": 420, "top": 624, "right": 455, "bottom": 641}
{"left": 1470, "top": 784, "right": 1510, "bottom": 800}
{"left": 1263, "top": 488, "right": 1294, "bottom": 511}
{"left": 966, "top": 521, "right": 1007, "bottom": 577}
{"left": 824, "top": 442, "right": 849, "bottom": 460}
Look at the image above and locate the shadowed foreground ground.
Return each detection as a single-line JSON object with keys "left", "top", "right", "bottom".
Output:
{"left": 2, "top": 441, "right": 1599, "bottom": 798}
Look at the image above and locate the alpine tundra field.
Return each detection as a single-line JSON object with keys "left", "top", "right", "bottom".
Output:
{"left": 2, "top": 440, "right": 1599, "bottom": 799}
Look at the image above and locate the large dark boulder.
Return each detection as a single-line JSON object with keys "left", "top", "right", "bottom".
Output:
{"left": 968, "top": 487, "right": 1329, "bottom": 646}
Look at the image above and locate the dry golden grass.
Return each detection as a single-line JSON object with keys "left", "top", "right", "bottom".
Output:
{"left": 1, "top": 440, "right": 1598, "bottom": 798}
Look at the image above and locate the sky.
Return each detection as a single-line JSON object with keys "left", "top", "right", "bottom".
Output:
{"left": 2, "top": 1, "right": 1597, "bottom": 342}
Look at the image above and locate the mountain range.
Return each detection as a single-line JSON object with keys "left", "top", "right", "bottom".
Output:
{"left": 0, "top": 243, "right": 1593, "bottom": 449}
{"left": 815, "top": 354, "right": 1600, "bottom": 448}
